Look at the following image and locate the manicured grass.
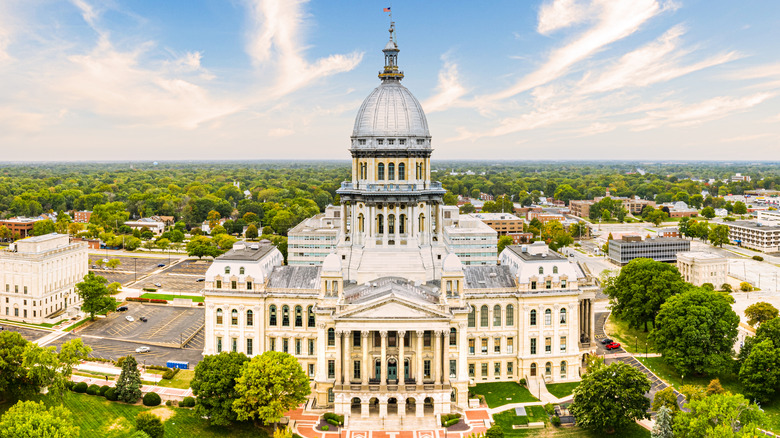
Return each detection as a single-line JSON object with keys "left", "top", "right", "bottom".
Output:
{"left": 64, "top": 318, "right": 91, "bottom": 332}
{"left": 40, "top": 319, "right": 69, "bottom": 328}
{"left": 0, "top": 319, "right": 55, "bottom": 330}
{"left": 545, "top": 423, "right": 651, "bottom": 437}
{"left": 493, "top": 406, "right": 548, "bottom": 437}
{"left": 0, "top": 392, "right": 267, "bottom": 438}
{"left": 159, "top": 369, "right": 195, "bottom": 389}
{"left": 546, "top": 382, "right": 580, "bottom": 399}
{"left": 140, "top": 293, "right": 205, "bottom": 303}
{"left": 636, "top": 357, "right": 743, "bottom": 394}
{"left": 471, "top": 382, "right": 538, "bottom": 408}
{"left": 604, "top": 314, "right": 658, "bottom": 354}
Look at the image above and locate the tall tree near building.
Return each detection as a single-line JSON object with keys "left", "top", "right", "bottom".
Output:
{"left": 651, "top": 406, "right": 673, "bottom": 438}
{"left": 497, "top": 236, "right": 513, "bottom": 256}
{"left": 32, "top": 219, "right": 56, "bottom": 236}
{"left": 0, "top": 331, "right": 31, "bottom": 402}
{"left": 701, "top": 206, "right": 716, "bottom": 219}
{"left": 115, "top": 355, "right": 142, "bottom": 403}
{"left": 739, "top": 339, "right": 780, "bottom": 403}
{"left": 191, "top": 352, "right": 249, "bottom": 426}
{"left": 708, "top": 224, "right": 730, "bottom": 247}
{"left": 232, "top": 351, "right": 310, "bottom": 427}
{"left": 744, "top": 302, "right": 779, "bottom": 327}
{"left": 75, "top": 273, "right": 116, "bottom": 320}
{"left": 604, "top": 258, "right": 687, "bottom": 332}
{"left": 652, "top": 288, "right": 739, "bottom": 376}
{"left": 0, "top": 400, "right": 79, "bottom": 438}
{"left": 569, "top": 360, "right": 651, "bottom": 433}
{"left": 245, "top": 224, "right": 259, "bottom": 239}
{"left": 733, "top": 201, "right": 748, "bottom": 215}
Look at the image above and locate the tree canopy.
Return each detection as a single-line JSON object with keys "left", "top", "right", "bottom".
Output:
{"left": 191, "top": 352, "right": 250, "bottom": 426}
{"left": 0, "top": 400, "right": 79, "bottom": 438}
{"left": 75, "top": 272, "right": 116, "bottom": 320}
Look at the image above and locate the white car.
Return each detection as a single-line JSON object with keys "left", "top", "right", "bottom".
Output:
{"left": 125, "top": 316, "right": 134, "bottom": 322}
{"left": 135, "top": 346, "right": 150, "bottom": 353}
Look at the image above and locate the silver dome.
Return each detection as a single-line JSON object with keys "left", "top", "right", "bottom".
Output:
{"left": 352, "top": 81, "right": 430, "bottom": 139}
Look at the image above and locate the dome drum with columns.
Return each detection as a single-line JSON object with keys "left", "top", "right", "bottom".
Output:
{"left": 203, "top": 22, "right": 598, "bottom": 429}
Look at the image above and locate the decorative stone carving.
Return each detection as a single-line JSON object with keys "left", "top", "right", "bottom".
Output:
{"left": 458, "top": 322, "right": 467, "bottom": 329}
{"left": 416, "top": 330, "right": 425, "bottom": 337}
{"left": 317, "top": 323, "right": 327, "bottom": 330}
{"left": 361, "top": 330, "right": 370, "bottom": 338}
{"left": 380, "top": 330, "right": 388, "bottom": 338}
{"left": 207, "top": 303, "right": 215, "bottom": 309}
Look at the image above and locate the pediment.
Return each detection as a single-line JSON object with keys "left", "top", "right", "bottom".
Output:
{"left": 339, "top": 296, "right": 449, "bottom": 320}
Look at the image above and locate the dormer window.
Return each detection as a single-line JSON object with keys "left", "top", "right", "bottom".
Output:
{"left": 239, "top": 267, "right": 245, "bottom": 275}
{"left": 225, "top": 267, "right": 231, "bottom": 275}
{"left": 553, "top": 266, "right": 558, "bottom": 274}
{"left": 538, "top": 267, "right": 544, "bottom": 275}
{"left": 358, "top": 139, "right": 366, "bottom": 145}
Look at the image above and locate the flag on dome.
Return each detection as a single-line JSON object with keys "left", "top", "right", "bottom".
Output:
{"left": 383, "top": 7, "right": 391, "bottom": 12}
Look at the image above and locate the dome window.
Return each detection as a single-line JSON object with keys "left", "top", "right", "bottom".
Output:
{"left": 388, "top": 139, "right": 395, "bottom": 145}
{"left": 416, "top": 139, "right": 425, "bottom": 145}
{"left": 358, "top": 139, "right": 366, "bottom": 145}
{"left": 399, "top": 139, "right": 406, "bottom": 145}
{"left": 378, "top": 139, "right": 384, "bottom": 145}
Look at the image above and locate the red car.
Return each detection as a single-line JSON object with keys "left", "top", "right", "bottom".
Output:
{"left": 605, "top": 342, "right": 622, "bottom": 350}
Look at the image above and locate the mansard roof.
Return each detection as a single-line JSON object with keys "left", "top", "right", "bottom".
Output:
{"left": 267, "top": 265, "right": 321, "bottom": 290}
{"left": 463, "top": 265, "right": 516, "bottom": 289}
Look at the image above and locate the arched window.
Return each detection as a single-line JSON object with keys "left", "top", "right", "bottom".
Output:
{"left": 506, "top": 304, "right": 515, "bottom": 326}
{"left": 450, "top": 327, "right": 457, "bottom": 346}
{"left": 530, "top": 363, "right": 537, "bottom": 376}
{"left": 328, "top": 328, "right": 335, "bottom": 346}
{"left": 468, "top": 306, "right": 476, "bottom": 327}
{"left": 225, "top": 266, "right": 231, "bottom": 274}
{"left": 295, "top": 305, "right": 303, "bottom": 327}
{"left": 538, "top": 267, "right": 543, "bottom": 275}
{"left": 419, "top": 213, "right": 425, "bottom": 232}
{"left": 530, "top": 309, "right": 537, "bottom": 326}
{"left": 493, "top": 305, "right": 502, "bottom": 327}
{"left": 282, "top": 305, "right": 290, "bottom": 326}
{"left": 545, "top": 309, "right": 552, "bottom": 326}
{"left": 377, "top": 214, "right": 384, "bottom": 234}
{"left": 216, "top": 308, "right": 223, "bottom": 325}
{"left": 358, "top": 213, "right": 364, "bottom": 232}
{"left": 231, "top": 309, "right": 238, "bottom": 326}
{"left": 307, "top": 305, "right": 315, "bottom": 327}
{"left": 269, "top": 305, "right": 277, "bottom": 326}
{"left": 246, "top": 310, "right": 254, "bottom": 327}
{"left": 240, "top": 267, "right": 245, "bottom": 275}
{"left": 388, "top": 163, "right": 395, "bottom": 180}
{"left": 388, "top": 214, "right": 395, "bottom": 234}
{"left": 398, "top": 163, "right": 405, "bottom": 180}
{"left": 553, "top": 266, "right": 558, "bottom": 274}
{"left": 378, "top": 163, "right": 385, "bottom": 180}
{"left": 560, "top": 308, "right": 567, "bottom": 324}
{"left": 545, "top": 362, "right": 552, "bottom": 376}
{"left": 560, "top": 361, "right": 567, "bottom": 379}
{"left": 480, "top": 305, "right": 489, "bottom": 327}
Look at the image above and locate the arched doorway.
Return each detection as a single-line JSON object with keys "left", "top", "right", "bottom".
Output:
{"left": 351, "top": 397, "right": 362, "bottom": 415}
{"left": 368, "top": 397, "right": 379, "bottom": 415}
{"left": 406, "top": 397, "right": 416, "bottom": 415}
{"left": 424, "top": 397, "right": 434, "bottom": 415}
{"left": 388, "top": 397, "right": 398, "bottom": 415}
{"left": 530, "top": 362, "right": 537, "bottom": 376}
{"left": 545, "top": 362, "right": 552, "bottom": 377}
{"left": 388, "top": 358, "right": 398, "bottom": 382}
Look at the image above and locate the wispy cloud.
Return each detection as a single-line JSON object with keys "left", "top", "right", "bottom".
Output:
{"left": 423, "top": 55, "right": 468, "bottom": 113}
{"left": 629, "top": 92, "right": 774, "bottom": 130}
{"left": 246, "top": 0, "right": 363, "bottom": 97}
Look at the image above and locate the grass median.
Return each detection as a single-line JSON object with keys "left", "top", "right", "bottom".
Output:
{"left": 470, "top": 382, "right": 538, "bottom": 408}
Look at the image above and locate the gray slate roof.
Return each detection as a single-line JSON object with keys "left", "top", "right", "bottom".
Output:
{"left": 464, "top": 265, "right": 516, "bottom": 289}
{"left": 267, "top": 265, "right": 321, "bottom": 290}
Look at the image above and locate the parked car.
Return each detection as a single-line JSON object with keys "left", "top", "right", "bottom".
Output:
{"left": 154, "top": 283, "right": 162, "bottom": 287}
{"left": 196, "top": 278, "right": 205, "bottom": 282}
{"left": 125, "top": 316, "right": 134, "bottom": 322}
{"left": 91, "top": 265, "right": 97, "bottom": 269}
{"left": 600, "top": 338, "right": 613, "bottom": 345}
{"left": 157, "top": 264, "right": 165, "bottom": 268}
{"left": 116, "top": 306, "right": 128, "bottom": 312}
{"left": 135, "top": 346, "right": 150, "bottom": 353}
{"left": 605, "top": 342, "right": 622, "bottom": 350}
{"left": 140, "top": 316, "right": 148, "bottom": 322}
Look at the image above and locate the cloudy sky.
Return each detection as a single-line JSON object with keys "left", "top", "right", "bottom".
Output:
{"left": 1, "top": 0, "right": 778, "bottom": 161}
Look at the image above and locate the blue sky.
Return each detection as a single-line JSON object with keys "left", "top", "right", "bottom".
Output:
{"left": 1, "top": 0, "right": 778, "bottom": 161}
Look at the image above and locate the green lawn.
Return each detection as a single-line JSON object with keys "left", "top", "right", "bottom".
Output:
{"left": 158, "top": 369, "right": 195, "bottom": 389}
{"left": 471, "top": 382, "right": 538, "bottom": 408}
{"left": 0, "top": 319, "right": 55, "bottom": 330}
{"left": 140, "top": 293, "right": 204, "bottom": 303}
{"left": 543, "top": 423, "right": 651, "bottom": 438}
{"left": 604, "top": 314, "right": 658, "bottom": 354}
{"left": 546, "top": 382, "right": 580, "bottom": 399}
{"left": 64, "top": 318, "right": 91, "bottom": 332}
{"left": 493, "top": 406, "right": 548, "bottom": 437}
{"left": 0, "top": 392, "right": 267, "bottom": 438}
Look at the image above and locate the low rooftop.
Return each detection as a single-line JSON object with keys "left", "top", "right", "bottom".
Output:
{"left": 217, "top": 242, "right": 276, "bottom": 261}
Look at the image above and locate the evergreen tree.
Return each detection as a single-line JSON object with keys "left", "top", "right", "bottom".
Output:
{"left": 116, "top": 355, "right": 142, "bottom": 403}
{"left": 651, "top": 406, "right": 673, "bottom": 438}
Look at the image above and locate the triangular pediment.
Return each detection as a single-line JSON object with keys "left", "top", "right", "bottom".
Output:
{"left": 339, "top": 295, "right": 449, "bottom": 320}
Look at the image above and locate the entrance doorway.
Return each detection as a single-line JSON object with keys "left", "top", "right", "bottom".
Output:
{"left": 404, "top": 359, "right": 410, "bottom": 381}
{"left": 388, "top": 359, "right": 397, "bottom": 381}
{"left": 375, "top": 360, "right": 381, "bottom": 380}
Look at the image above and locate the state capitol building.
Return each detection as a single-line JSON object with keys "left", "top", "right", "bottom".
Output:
{"left": 203, "top": 23, "right": 597, "bottom": 424}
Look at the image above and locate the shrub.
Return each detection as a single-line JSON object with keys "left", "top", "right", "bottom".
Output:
{"left": 321, "top": 425, "right": 329, "bottom": 431}
{"left": 136, "top": 411, "right": 164, "bottom": 438}
{"left": 149, "top": 298, "right": 167, "bottom": 304}
{"left": 105, "top": 388, "right": 118, "bottom": 401}
{"left": 143, "top": 392, "right": 162, "bottom": 407}
{"left": 65, "top": 381, "right": 75, "bottom": 391}
{"left": 485, "top": 424, "right": 505, "bottom": 438}
{"left": 162, "top": 368, "right": 179, "bottom": 380}
{"left": 518, "top": 378, "right": 527, "bottom": 386}
{"left": 86, "top": 384, "right": 100, "bottom": 395}
{"left": 753, "top": 255, "right": 764, "bottom": 262}
{"left": 445, "top": 418, "right": 460, "bottom": 427}
{"left": 441, "top": 413, "right": 462, "bottom": 426}
{"left": 326, "top": 418, "right": 339, "bottom": 427}
{"left": 551, "top": 415, "right": 561, "bottom": 427}
{"left": 115, "top": 356, "right": 127, "bottom": 368}
{"left": 197, "top": 302, "right": 204, "bottom": 307}
{"left": 165, "top": 400, "right": 173, "bottom": 407}
{"left": 74, "top": 382, "right": 88, "bottom": 393}
{"left": 99, "top": 385, "right": 110, "bottom": 396}
{"left": 543, "top": 403, "right": 555, "bottom": 415}
{"left": 741, "top": 282, "right": 754, "bottom": 292}
{"left": 323, "top": 413, "right": 344, "bottom": 426}
{"left": 140, "top": 289, "right": 156, "bottom": 293}
{"left": 722, "top": 283, "right": 733, "bottom": 292}
{"left": 180, "top": 396, "right": 195, "bottom": 408}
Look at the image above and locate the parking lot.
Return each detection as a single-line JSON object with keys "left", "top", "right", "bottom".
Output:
{"left": 49, "top": 333, "right": 204, "bottom": 368}
{"left": 135, "top": 259, "right": 211, "bottom": 292}
{"left": 76, "top": 302, "right": 204, "bottom": 348}
{"left": 89, "top": 254, "right": 170, "bottom": 286}
{"left": 0, "top": 324, "right": 49, "bottom": 342}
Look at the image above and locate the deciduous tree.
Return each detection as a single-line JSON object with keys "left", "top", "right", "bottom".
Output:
{"left": 75, "top": 272, "right": 116, "bottom": 320}
{"left": 744, "top": 302, "right": 778, "bottom": 327}
{"left": 0, "top": 400, "right": 79, "bottom": 438}
{"left": 708, "top": 224, "right": 730, "bottom": 247}
{"left": 739, "top": 339, "right": 780, "bottom": 403}
{"left": 497, "top": 236, "right": 513, "bottom": 256}
{"left": 191, "top": 352, "right": 249, "bottom": 426}
{"left": 673, "top": 392, "right": 764, "bottom": 437}
{"left": 652, "top": 387, "right": 679, "bottom": 414}
{"left": 135, "top": 411, "right": 164, "bottom": 438}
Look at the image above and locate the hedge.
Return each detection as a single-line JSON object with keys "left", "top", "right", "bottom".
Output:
{"left": 86, "top": 384, "right": 100, "bottom": 395}
{"left": 126, "top": 297, "right": 167, "bottom": 304}
{"left": 323, "top": 413, "right": 344, "bottom": 426}
{"left": 162, "top": 368, "right": 180, "bottom": 380}
{"left": 105, "top": 388, "right": 118, "bottom": 401}
{"left": 321, "top": 425, "right": 329, "bottom": 431}
{"left": 441, "top": 413, "right": 461, "bottom": 426}
{"left": 444, "top": 418, "right": 460, "bottom": 427}
{"left": 143, "top": 392, "right": 162, "bottom": 407}
{"left": 99, "top": 385, "right": 110, "bottom": 396}
{"left": 74, "top": 382, "right": 88, "bottom": 393}
{"left": 180, "top": 396, "right": 195, "bottom": 408}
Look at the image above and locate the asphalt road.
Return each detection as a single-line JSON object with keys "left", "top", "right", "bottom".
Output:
{"left": 0, "top": 324, "right": 49, "bottom": 341}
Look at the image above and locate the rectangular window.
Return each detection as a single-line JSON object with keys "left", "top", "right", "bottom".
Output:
{"left": 216, "top": 337, "right": 222, "bottom": 353}
{"left": 247, "top": 281, "right": 252, "bottom": 290}
{"left": 295, "top": 339, "right": 301, "bottom": 355}
{"left": 546, "top": 280, "right": 551, "bottom": 289}
{"left": 231, "top": 338, "right": 237, "bottom": 352}
{"left": 560, "top": 336, "right": 567, "bottom": 352}
{"left": 424, "top": 331, "right": 431, "bottom": 347}
{"left": 216, "top": 280, "right": 222, "bottom": 289}
{"left": 561, "top": 280, "right": 566, "bottom": 288}
{"left": 24, "top": 286, "right": 27, "bottom": 294}
{"left": 308, "top": 339, "right": 315, "bottom": 356}
{"left": 481, "top": 363, "right": 488, "bottom": 378}
{"left": 246, "top": 338, "right": 253, "bottom": 356}
{"left": 450, "top": 360, "right": 457, "bottom": 378}
{"left": 481, "top": 338, "right": 488, "bottom": 354}
{"left": 507, "top": 361, "right": 514, "bottom": 376}
{"left": 530, "top": 281, "right": 536, "bottom": 290}
{"left": 309, "top": 364, "right": 315, "bottom": 378}
{"left": 328, "top": 330, "right": 335, "bottom": 346}
{"left": 270, "top": 338, "right": 276, "bottom": 351}
{"left": 530, "top": 338, "right": 537, "bottom": 355}
{"left": 469, "top": 364, "right": 475, "bottom": 377}
{"left": 231, "top": 281, "right": 237, "bottom": 290}
{"left": 494, "top": 362, "right": 501, "bottom": 377}
{"left": 469, "top": 339, "right": 475, "bottom": 355}
{"left": 494, "top": 338, "right": 500, "bottom": 354}
{"left": 283, "top": 338, "right": 289, "bottom": 353}
{"left": 15, "top": 285, "right": 18, "bottom": 293}
{"left": 424, "top": 360, "right": 431, "bottom": 379}
{"left": 328, "top": 360, "right": 335, "bottom": 379}
{"left": 545, "top": 337, "right": 552, "bottom": 354}
{"left": 353, "top": 331, "right": 361, "bottom": 348}
{"left": 354, "top": 360, "right": 361, "bottom": 380}
{"left": 507, "top": 337, "right": 514, "bottom": 354}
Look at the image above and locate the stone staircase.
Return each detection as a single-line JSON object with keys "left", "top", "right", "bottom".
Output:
{"left": 347, "top": 414, "right": 437, "bottom": 431}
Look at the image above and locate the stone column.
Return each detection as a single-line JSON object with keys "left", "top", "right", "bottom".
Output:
{"left": 501, "top": 335, "right": 508, "bottom": 380}
{"left": 398, "top": 330, "right": 406, "bottom": 383}
{"left": 343, "top": 330, "right": 351, "bottom": 384}
{"left": 458, "top": 323, "right": 468, "bottom": 381}
{"left": 380, "top": 330, "right": 388, "bottom": 386}
{"left": 362, "top": 330, "right": 370, "bottom": 385}
{"left": 416, "top": 330, "right": 424, "bottom": 384}
{"left": 316, "top": 323, "right": 327, "bottom": 381}
{"left": 434, "top": 330, "right": 442, "bottom": 384}
{"left": 276, "top": 336, "right": 282, "bottom": 353}
{"left": 394, "top": 206, "right": 399, "bottom": 244}
{"left": 589, "top": 299, "right": 595, "bottom": 343}
{"left": 334, "top": 331, "right": 342, "bottom": 385}
{"left": 341, "top": 204, "right": 347, "bottom": 235}
{"left": 382, "top": 205, "right": 389, "bottom": 245}
{"left": 379, "top": 399, "right": 388, "bottom": 418}
{"left": 416, "top": 397, "right": 424, "bottom": 417}
{"left": 361, "top": 399, "right": 369, "bottom": 419}
{"left": 398, "top": 399, "right": 406, "bottom": 417}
